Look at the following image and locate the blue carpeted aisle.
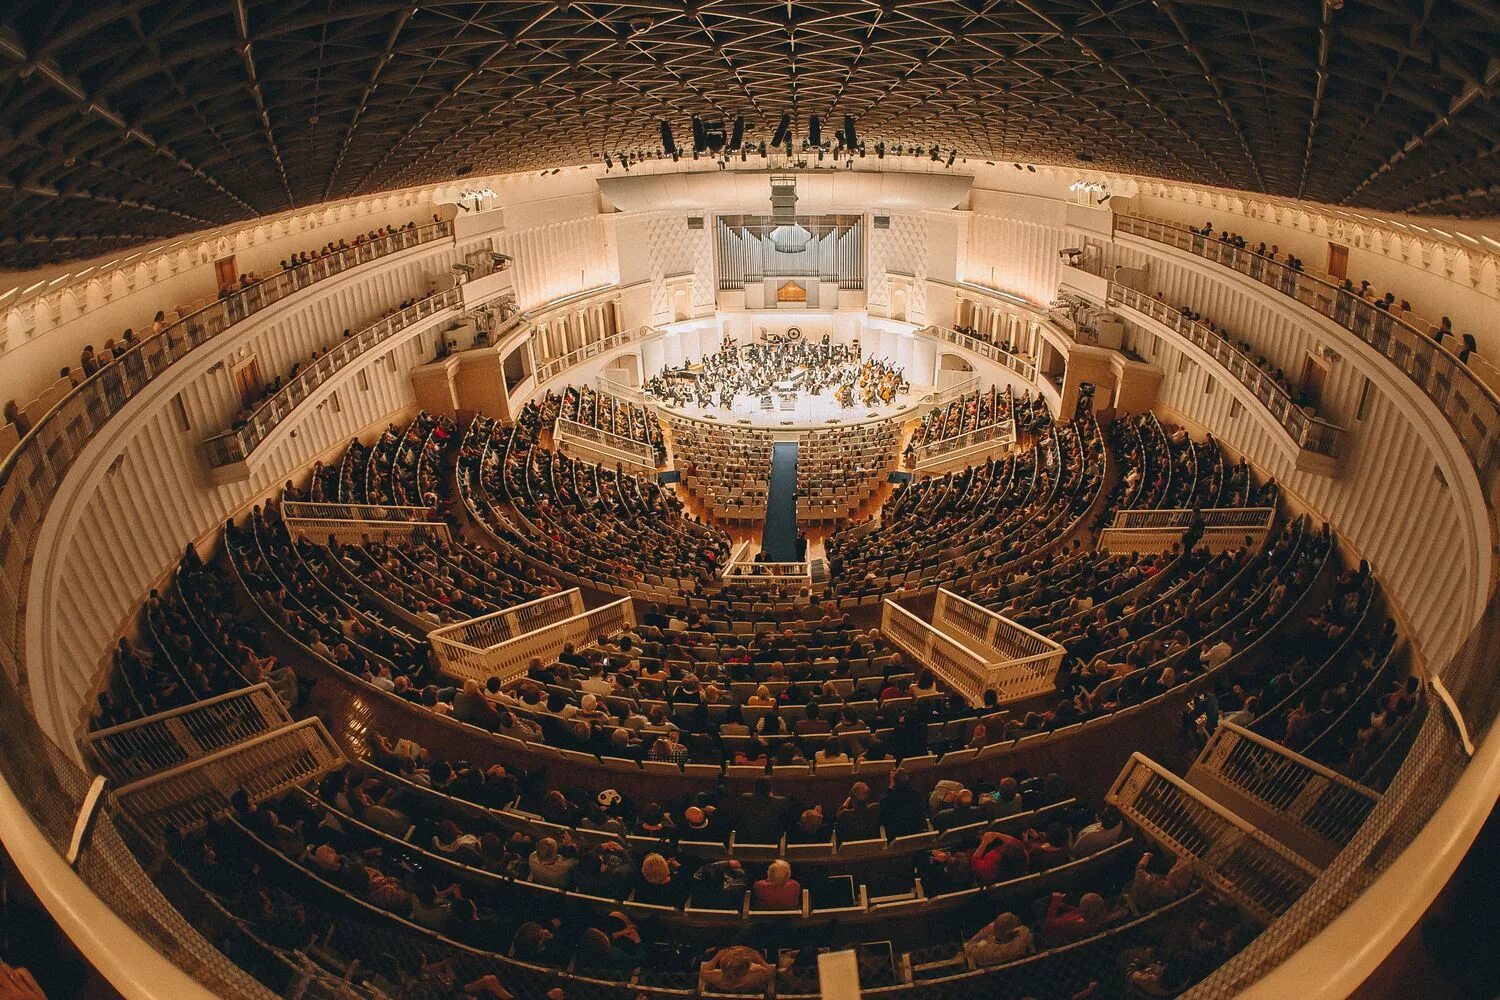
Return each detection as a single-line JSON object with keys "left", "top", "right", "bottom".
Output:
{"left": 762, "top": 442, "right": 800, "bottom": 561}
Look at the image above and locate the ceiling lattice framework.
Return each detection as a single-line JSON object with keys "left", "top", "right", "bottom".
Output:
{"left": 1, "top": 0, "right": 1498, "bottom": 269}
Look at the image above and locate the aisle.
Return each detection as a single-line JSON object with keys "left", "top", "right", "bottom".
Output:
{"left": 761, "top": 441, "right": 800, "bottom": 561}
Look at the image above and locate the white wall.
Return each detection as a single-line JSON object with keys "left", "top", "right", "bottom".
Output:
{"left": 962, "top": 189, "right": 1069, "bottom": 305}
{"left": 612, "top": 212, "right": 715, "bottom": 323}
{"left": 867, "top": 213, "right": 930, "bottom": 319}
{"left": 495, "top": 196, "right": 614, "bottom": 312}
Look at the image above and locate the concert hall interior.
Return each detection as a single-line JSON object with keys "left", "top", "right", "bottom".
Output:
{"left": 0, "top": 3, "right": 1498, "bottom": 999}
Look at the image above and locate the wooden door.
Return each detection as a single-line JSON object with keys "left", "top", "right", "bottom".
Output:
{"left": 232, "top": 357, "right": 263, "bottom": 409}
{"left": 214, "top": 255, "right": 238, "bottom": 290}
{"left": 1300, "top": 355, "right": 1327, "bottom": 410}
{"left": 1326, "top": 243, "right": 1349, "bottom": 280}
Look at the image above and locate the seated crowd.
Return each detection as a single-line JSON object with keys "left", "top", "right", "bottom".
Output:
{"left": 665, "top": 416, "right": 773, "bottom": 522}
{"left": 91, "top": 393, "right": 1415, "bottom": 1000}
{"left": 906, "top": 384, "right": 1015, "bottom": 459}
{"left": 1192, "top": 219, "right": 1481, "bottom": 365}
{"left": 540, "top": 384, "right": 667, "bottom": 465}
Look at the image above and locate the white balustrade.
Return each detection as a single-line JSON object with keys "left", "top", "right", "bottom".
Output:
{"left": 1193, "top": 721, "right": 1380, "bottom": 849}
{"left": 83, "top": 684, "right": 291, "bottom": 784}
{"left": 880, "top": 600, "right": 1004, "bottom": 707}
{"left": 111, "top": 718, "right": 345, "bottom": 836}
{"left": 1099, "top": 507, "right": 1274, "bottom": 555}
{"left": 281, "top": 501, "right": 452, "bottom": 546}
{"left": 1108, "top": 752, "right": 1321, "bottom": 924}
{"left": 922, "top": 325, "right": 1040, "bottom": 383}
{"left": 534, "top": 324, "right": 650, "bottom": 384}
{"left": 552, "top": 416, "right": 658, "bottom": 473}
{"left": 930, "top": 589, "right": 1065, "bottom": 703}
{"left": 430, "top": 594, "right": 635, "bottom": 686}
{"left": 721, "top": 546, "right": 814, "bottom": 589}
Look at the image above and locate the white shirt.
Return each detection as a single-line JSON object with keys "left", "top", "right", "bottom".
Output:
{"left": 1202, "top": 641, "right": 1234, "bottom": 670}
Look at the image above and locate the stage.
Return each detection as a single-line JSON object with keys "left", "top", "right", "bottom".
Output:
{"left": 655, "top": 382, "right": 932, "bottom": 429}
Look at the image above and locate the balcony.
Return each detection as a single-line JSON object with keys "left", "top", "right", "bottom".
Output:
{"left": 202, "top": 287, "right": 463, "bottom": 478}
{"left": 1111, "top": 283, "right": 1348, "bottom": 474}
{"left": 0, "top": 219, "right": 453, "bottom": 683}
{"left": 534, "top": 323, "right": 651, "bottom": 385}
{"left": 456, "top": 251, "right": 516, "bottom": 311}
{"left": 1115, "top": 214, "right": 1499, "bottom": 492}
{"left": 922, "top": 324, "right": 1039, "bottom": 384}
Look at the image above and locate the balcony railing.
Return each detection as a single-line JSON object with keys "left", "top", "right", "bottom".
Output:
{"left": 1115, "top": 214, "right": 1499, "bottom": 490}
{"left": 430, "top": 595, "right": 635, "bottom": 687}
{"left": 1111, "top": 283, "right": 1347, "bottom": 457}
{"left": 922, "top": 324, "right": 1039, "bottom": 383}
{"left": 535, "top": 324, "right": 651, "bottom": 384}
{"left": 202, "top": 287, "right": 461, "bottom": 467}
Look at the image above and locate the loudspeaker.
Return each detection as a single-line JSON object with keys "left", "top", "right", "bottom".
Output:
{"left": 843, "top": 115, "right": 857, "bottom": 149}
{"left": 660, "top": 120, "right": 676, "bottom": 155}
{"left": 729, "top": 115, "right": 744, "bottom": 151}
{"left": 808, "top": 115, "right": 822, "bottom": 147}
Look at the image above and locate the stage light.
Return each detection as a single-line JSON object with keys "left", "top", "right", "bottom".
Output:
{"left": 1027, "top": 164, "right": 1036, "bottom": 172}
{"left": 876, "top": 142, "right": 885, "bottom": 158}
{"left": 946, "top": 150, "right": 957, "bottom": 167}
{"left": 771, "top": 113, "right": 791, "bottom": 148}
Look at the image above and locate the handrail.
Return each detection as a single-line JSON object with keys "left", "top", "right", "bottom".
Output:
{"left": 534, "top": 324, "right": 650, "bottom": 385}
{"left": 203, "top": 287, "right": 462, "bottom": 466}
{"left": 1207, "top": 720, "right": 1381, "bottom": 802}
{"left": 431, "top": 596, "right": 634, "bottom": 686}
{"left": 1115, "top": 214, "right": 1498, "bottom": 486}
{"left": 880, "top": 599, "right": 998, "bottom": 707}
{"left": 552, "top": 416, "right": 657, "bottom": 471}
{"left": 1108, "top": 751, "right": 1321, "bottom": 923}
{"left": 82, "top": 683, "right": 291, "bottom": 784}
{"left": 111, "top": 717, "right": 345, "bottom": 836}
{"left": 1111, "top": 507, "right": 1276, "bottom": 530}
{"left": 280, "top": 501, "right": 436, "bottom": 522}
{"left": 427, "top": 589, "right": 586, "bottom": 655}
{"left": 922, "top": 324, "right": 1039, "bottom": 383}
{"left": 1110, "top": 282, "right": 1347, "bottom": 456}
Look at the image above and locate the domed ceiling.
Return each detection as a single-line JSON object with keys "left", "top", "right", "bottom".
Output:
{"left": 1, "top": 0, "right": 1497, "bottom": 267}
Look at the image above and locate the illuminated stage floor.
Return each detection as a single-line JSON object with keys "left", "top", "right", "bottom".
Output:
{"left": 655, "top": 384, "right": 933, "bottom": 429}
